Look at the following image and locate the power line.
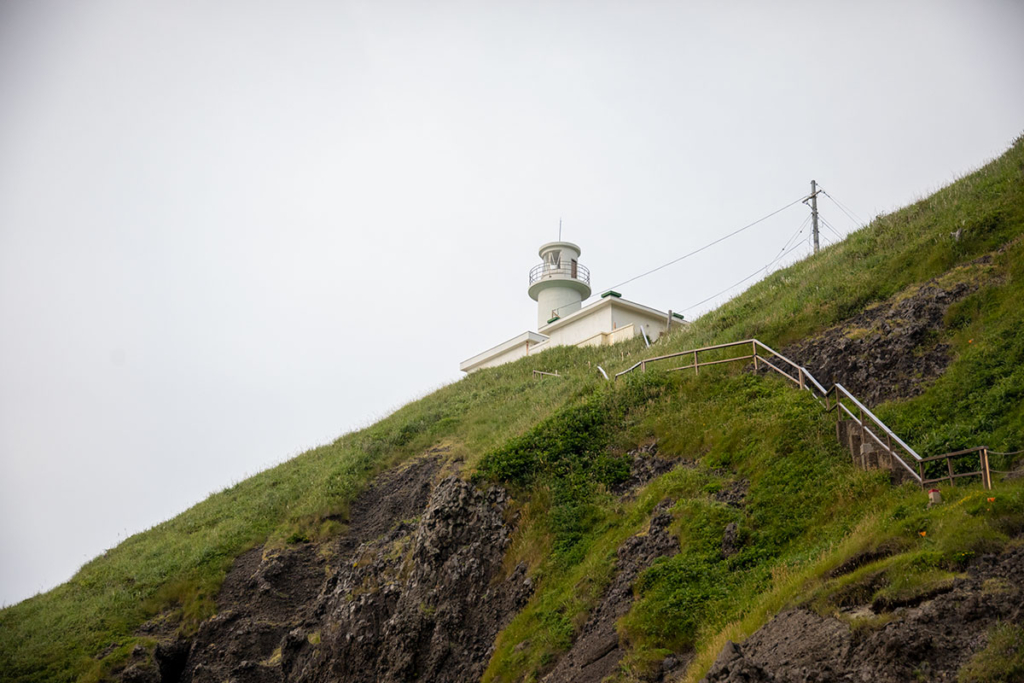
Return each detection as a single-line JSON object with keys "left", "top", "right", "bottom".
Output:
{"left": 599, "top": 195, "right": 808, "bottom": 293}
{"left": 680, "top": 218, "right": 811, "bottom": 314}
{"left": 547, "top": 194, "right": 809, "bottom": 316}
{"left": 819, "top": 188, "right": 863, "bottom": 227}
{"left": 780, "top": 214, "right": 812, "bottom": 255}
{"left": 546, "top": 185, "right": 859, "bottom": 320}
{"left": 682, "top": 238, "right": 807, "bottom": 313}
{"left": 818, "top": 215, "right": 845, "bottom": 241}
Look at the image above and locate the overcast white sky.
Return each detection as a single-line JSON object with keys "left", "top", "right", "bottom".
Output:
{"left": 1, "top": 1, "right": 1022, "bottom": 606}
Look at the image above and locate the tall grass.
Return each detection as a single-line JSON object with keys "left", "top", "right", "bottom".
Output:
{"left": 2, "top": 136, "right": 1022, "bottom": 682}
{"left": 479, "top": 135, "right": 1024, "bottom": 681}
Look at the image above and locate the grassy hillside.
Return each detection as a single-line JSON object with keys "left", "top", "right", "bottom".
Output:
{"left": 2, "top": 135, "right": 1022, "bottom": 682}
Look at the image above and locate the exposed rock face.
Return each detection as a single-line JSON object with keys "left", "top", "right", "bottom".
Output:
{"left": 284, "top": 477, "right": 532, "bottom": 683}
{"left": 181, "top": 542, "right": 324, "bottom": 683}
{"left": 542, "top": 499, "right": 684, "bottom": 683}
{"left": 783, "top": 278, "right": 976, "bottom": 406}
{"left": 175, "top": 455, "right": 442, "bottom": 683}
{"left": 153, "top": 453, "right": 530, "bottom": 683}
{"left": 721, "top": 522, "right": 740, "bottom": 559}
{"left": 702, "top": 544, "right": 1024, "bottom": 683}
{"left": 616, "top": 442, "right": 693, "bottom": 498}
{"left": 713, "top": 479, "right": 749, "bottom": 509}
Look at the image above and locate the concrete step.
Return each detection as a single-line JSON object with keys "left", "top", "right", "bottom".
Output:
{"left": 837, "top": 419, "right": 917, "bottom": 485}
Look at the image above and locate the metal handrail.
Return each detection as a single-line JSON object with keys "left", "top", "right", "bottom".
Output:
{"left": 830, "top": 384, "right": 921, "bottom": 461}
{"left": 529, "top": 261, "right": 591, "bottom": 286}
{"left": 804, "top": 372, "right": 828, "bottom": 396}
{"left": 612, "top": 337, "right": 991, "bottom": 489}
{"left": 614, "top": 339, "right": 757, "bottom": 378}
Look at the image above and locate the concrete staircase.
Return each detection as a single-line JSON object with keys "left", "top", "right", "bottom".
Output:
{"left": 836, "top": 420, "right": 917, "bottom": 485}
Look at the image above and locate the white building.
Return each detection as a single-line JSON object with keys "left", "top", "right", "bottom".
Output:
{"left": 460, "top": 241, "right": 686, "bottom": 373}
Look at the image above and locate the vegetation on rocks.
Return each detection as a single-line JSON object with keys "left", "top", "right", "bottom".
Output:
{"left": 2, "top": 135, "right": 1024, "bottom": 682}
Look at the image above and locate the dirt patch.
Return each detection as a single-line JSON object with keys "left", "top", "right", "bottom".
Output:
{"left": 782, "top": 277, "right": 978, "bottom": 406}
{"left": 701, "top": 544, "right": 1024, "bottom": 682}
{"left": 541, "top": 499, "right": 685, "bottom": 683}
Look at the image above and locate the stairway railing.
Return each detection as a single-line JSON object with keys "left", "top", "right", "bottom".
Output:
{"left": 614, "top": 338, "right": 992, "bottom": 489}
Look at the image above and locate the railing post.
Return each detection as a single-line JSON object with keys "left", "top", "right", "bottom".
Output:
{"left": 918, "top": 461, "right": 925, "bottom": 489}
{"left": 983, "top": 448, "right": 992, "bottom": 490}
{"left": 858, "top": 404, "right": 865, "bottom": 461}
{"left": 946, "top": 456, "right": 955, "bottom": 486}
{"left": 641, "top": 361, "right": 646, "bottom": 373}
{"left": 752, "top": 341, "right": 758, "bottom": 371}
{"left": 694, "top": 350, "right": 699, "bottom": 376}
{"left": 798, "top": 367, "right": 805, "bottom": 390}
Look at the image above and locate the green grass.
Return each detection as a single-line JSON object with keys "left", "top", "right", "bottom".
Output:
{"left": 0, "top": 345, "right": 616, "bottom": 682}
{"left": 959, "top": 622, "right": 1024, "bottom": 682}
{"left": 876, "top": 242, "right": 1024, "bottom": 465}
{"left": 479, "top": 134, "right": 1024, "bottom": 682}
{"left": 481, "top": 369, "right": 894, "bottom": 682}
{"left": 3, "top": 135, "right": 1024, "bottom": 682}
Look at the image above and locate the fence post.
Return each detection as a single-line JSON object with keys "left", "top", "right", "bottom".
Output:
{"left": 918, "top": 461, "right": 925, "bottom": 489}
{"left": 641, "top": 361, "right": 646, "bottom": 373}
{"left": 752, "top": 341, "right": 758, "bottom": 371}
{"left": 946, "top": 456, "right": 955, "bottom": 486}
{"left": 694, "top": 350, "right": 699, "bottom": 376}
{"left": 798, "top": 367, "right": 805, "bottom": 390}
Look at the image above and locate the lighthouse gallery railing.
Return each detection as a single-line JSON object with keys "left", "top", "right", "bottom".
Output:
{"left": 529, "top": 261, "right": 590, "bottom": 286}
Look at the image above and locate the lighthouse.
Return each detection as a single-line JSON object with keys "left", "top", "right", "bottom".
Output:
{"left": 459, "top": 238, "right": 685, "bottom": 373}
{"left": 527, "top": 241, "right": 592, "bottom": 329}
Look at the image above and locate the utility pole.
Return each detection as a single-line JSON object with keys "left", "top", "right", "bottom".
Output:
{"left": 810, "top": 180, "right": 820, "bottom": 254}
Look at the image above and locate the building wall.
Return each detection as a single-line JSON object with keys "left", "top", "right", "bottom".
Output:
{"left": 461, "top": 298, "right": 687, "bottom": 373}
{"left": 610, "top": 305, "right": 672, "bottom": 343}
{"left": 606, "top": 323, "right": 636, "bottom": 345}
{"left": 543, "top": 305, "right": 614, "bottom": 347}
{"left": 470, "top": 340, "right": 533, "bottom": 371}
{"left": 539, "top": 302, "right": 673, "bottom": 350}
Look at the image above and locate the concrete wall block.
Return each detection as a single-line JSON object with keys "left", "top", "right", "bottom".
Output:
{"left": 860, "top": 440, "right": 880, "bottom": 470}
{"left": 876, "top": 449, "right": 893, "bottom": 472}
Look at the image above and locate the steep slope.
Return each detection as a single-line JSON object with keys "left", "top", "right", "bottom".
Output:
{"left": 1, "top": 135, "right": 1023, "bottom": 683}
{"left": 702, "top": 544, "right": 1024, "bottom": 682}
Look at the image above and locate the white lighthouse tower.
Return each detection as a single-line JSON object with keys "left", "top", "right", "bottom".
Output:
{"left": 459, "top": 237, "right": 685, "bottom": 373}
{"left": 528, "top": 241, "right": 592, "bottom": 329}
